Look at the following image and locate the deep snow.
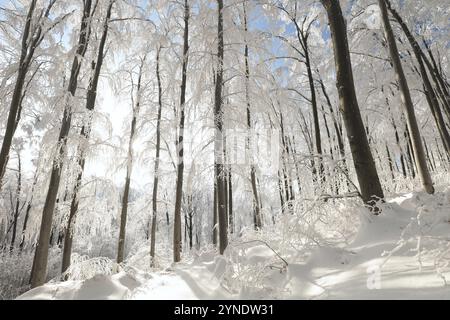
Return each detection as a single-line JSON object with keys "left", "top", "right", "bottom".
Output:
{"left": 18, "top": 189, "right": 450, "bottom": 300}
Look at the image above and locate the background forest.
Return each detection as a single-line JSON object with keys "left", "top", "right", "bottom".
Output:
{"left": 0, "top": 0, "right": 449, "bottom": 300}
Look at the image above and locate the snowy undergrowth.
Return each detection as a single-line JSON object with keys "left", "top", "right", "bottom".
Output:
{"left": 0, "top": 247, "right": 61, "bottom": 300}
{"left": 17, "top": 187, "right": 450, "bottom": 300}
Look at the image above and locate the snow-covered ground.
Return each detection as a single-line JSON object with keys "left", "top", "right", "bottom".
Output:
{"left": 17, "top": 189, "right": 450, "bottom": 300}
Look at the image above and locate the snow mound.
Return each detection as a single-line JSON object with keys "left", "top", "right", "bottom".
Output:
{"left": 17, "top": 272, "right": 143, "bottom": 300}
{"left": 17, "top": 190, "right": 450, "bottom": 300}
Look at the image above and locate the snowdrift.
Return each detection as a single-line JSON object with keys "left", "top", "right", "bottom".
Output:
{"left": 18, "top": 189, "right": 450, "bottom": 300}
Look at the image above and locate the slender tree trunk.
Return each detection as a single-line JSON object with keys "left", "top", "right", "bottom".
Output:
{"left": 421, "top": 40, "right": 450, "bottom": 118}
{"left": 303, "top": 34, "right": 325, "bottom": 184}
{"left": 173, "top": 0, "right": 190, "bottom": 262}
{"left": 429, "top": 142, "right": 438, "bottom": 171}
{"left": 391, "top": 115, "right": 407, "bottom": 178}
{"left": 318, "top": 75, "right": 348, "bottom": 191}
{"left": 320, "top": 0, "right": 384, "bottom": 210}
{"left": 0, "top": 0, "right": 58, "bottom": 190}
{"left": 10, "top": 152, "right": 22, "bottom": 252}
{"left": 117, "top": 56, "right": 145, "bottom": 264}
{"left": 277, "top": 170, "right": 286, "bottom": 213}
{"left": 422, "top": 138, "right": 435, "bottom": 172}
{"left": 385, "top": 0, "right": 450, "bottom": 154}
{"left": 0, "top": 1, "right": 37, "bottom": 190}
{"left": 30, "top": 0, "right": 94, "bottom": 288}
{"left": 214, "top": 0, "right": 228, "bottom": 255}
{"left": 227, "top": 169, "right": 233, "bottom": 234}
{"left": 150, "top": 47, "right": 164, "bottom": 265}
{"left": 288, "top": 135, "right": 303, "bottom": 194}
{"left": 243, "top": 1, "right": 262, "bottom": 230}
{"left": 278, "top": 112, "right": 295, "bottom": 211}
{"left": 435, "top": 138, "right": 448, "bottom": 171}
{"left": 378, "top": 0, "right": 434, "bottom": 194}
{"left": 213, "top": 175, "right": 218, "bottom": 245}
{"left": 62, "top": 1, "right": 114, "bottom": 274}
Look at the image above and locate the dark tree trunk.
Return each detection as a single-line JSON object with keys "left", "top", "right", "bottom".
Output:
{"left": 385, "top": 0, "right": 450, "bottom": 154}
{"left": 213, "top": 175, "right": 218, "bottom": 245}
{"left": 302, "top": 32, "right": 325, "bottom": 184}
{"left": 378, "top": 0, "right": 434, "bottom": 194}
{"left": 320, "top": 0, "right": 384, "bottom": 210}
{"left": 62, "top": 0, "right": 114, "bottom": 274}
{"left": 214, "top": 0, "right": 228, "bottom": 255}
{"left": 243, "top": 1, "right": 262, "bottom": 230}
{"left": 150, "top": 46, "right": 164, "bottom": 265}
{"left": 227, "top": 169, "right": 233, "bottom": 234}
{"left": 10, "top": 152, "right": 22, "bottom": 252}
{"left": 385, "top": 143, "right": 396, "bottom": 181}
{"left": 173, "top": 0, "right": 190, "bottom": 262}
{"left": 30, "top": 0, "right": 94, "bottom": 288}
{"left": 422, "top": 138, "right": 435, "bottom": 172}
{"left": 0, "top": 1, "right": 37, "bottom": 189}
{"left": 117, "top": 56, "right": 145, "bottom": 264}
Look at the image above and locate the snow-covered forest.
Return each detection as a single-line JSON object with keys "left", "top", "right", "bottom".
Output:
{"left": 0, "top": 0, "right": 449, "bottom": 300}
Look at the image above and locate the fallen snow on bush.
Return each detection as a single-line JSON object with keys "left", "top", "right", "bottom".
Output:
{"left": 17, "top": 189, "right": 450, "bottom": 300}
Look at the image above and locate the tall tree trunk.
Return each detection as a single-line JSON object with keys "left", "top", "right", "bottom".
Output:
{"left": 302, "top": 32, "right": 324, "bottom": 184}
{"left": 378, "top": 0, "right": 434, "bottom": 194}
{"left": 10, "top": 152, "right": 22, "bottom": 252}
{"left": 0, "top": 1, "right": 37, "bottom": 189}
{"left": 320, "top": 0, "right": 384, "bottom": 210}
{"left": 117, "top": 56, "right": 145, "bottom": 264}
{"left": 404, "top": 123, "right": 417, "bottom": 178}
{"left": 278, "top": 112, "right": 295, "bottom": 211}
{"left": 243, "top": 1, "right": 262, "bottom": 230}
{"left": 422, "top": 138, "right": 435, "bottom": 172}
{"left": 421, "top": 40, "right": 450, "bottom": 118}
{"left": 173, "top": 0, "right": 190, "bottom": 262}
{"left": 62, "top": 1, "right": 114, "bottom": 274}
{"left": 227, "top": 168, "right": 233, "bottom": 234}
{"left": 385, "top": 0, "right": 450, "bottom": 154}
{"left": 391, "top": 115, "right": 407, "bottom": 178}
{"left": 385, "top": 143, "right": 396, "bottom": 181}
{"left": 0, "top": 0, "right": 58, "bottom": 190}
{"left": 213, "top": 173, "right": 218, "bottom": 245}
{"left": 150, "top": 47, "right": 164, "bottom": 265}
{"left": 30, "top": 0, "right": 94, "bottom": 288}
{"left": 214, "top": 0, "right": 228, "bottom": 255}
{"left": 20, "top": 160, "right": 39, "bottom": 252}
{"left": 317, "top": 75, "right": 349, "bottom": 191}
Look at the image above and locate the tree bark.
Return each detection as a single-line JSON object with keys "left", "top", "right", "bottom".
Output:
{"left": 117, "top": 56, "right": 145, "bottom": 264}
{"left": 385, "top": 0, "right": 450, "bottom": 154}
{"left": 320, "top": 0, "right": 384, "bottom": 209}
{"left": 62, "top": 0, "right": 114, "bottom": 274}
{"left": 30, "top": 0, "right": 94, "bottom": 288}
{"left": 173, "top": 0, "right": 190, "bottom": 262}
{"left": 378, "top": 0, "right": 434, "bottom": 194}
{"left": 243, "top": 1, "right": 262, "bottom": 230}
{"left": 214, "top": 0, "right": 228, "bottom": 255}
{"left": 9, "top": 151, "right": 22, "bottom": 252}
{"left": 150, "top": 46, "right": 164, "bottom": 265}
{"left": 0, "top": 0, "right": 37, "bottom": 190}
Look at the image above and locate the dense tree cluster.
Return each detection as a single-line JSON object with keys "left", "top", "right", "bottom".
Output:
{"left": 0, "top": 0, "right": 448, "bottom": 296}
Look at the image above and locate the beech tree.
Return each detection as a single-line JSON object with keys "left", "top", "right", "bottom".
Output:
{"left": 320, "top": 0, "right": 385, "bottom": 209}
{"left": 0, "top": 0, "right": 448, "bottom": 299}
{"left": 62, "top": 0, "right": 115, "bottom": 273}
{"left": 378, "top": 0, "right": 434, "bottom": 194}
{"left": 30, "top": 0, "right": 96, "bottom": 288}
{"left": 0, "top": 0, "right": 68, "bottom": 191}
{"left": 173, "top": 0, "right": 190, "bottom": 263}
{"left": 214, "top": 0, "right": 228, "bottom": 255}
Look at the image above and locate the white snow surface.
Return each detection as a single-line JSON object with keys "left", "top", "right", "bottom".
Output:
{"left": 18, "top": 189, "right": 450, "bottom": 300}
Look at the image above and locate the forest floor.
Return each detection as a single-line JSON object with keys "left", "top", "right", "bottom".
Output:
{"left": 17, "top": 188, "right": 450, "bottom": 300}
